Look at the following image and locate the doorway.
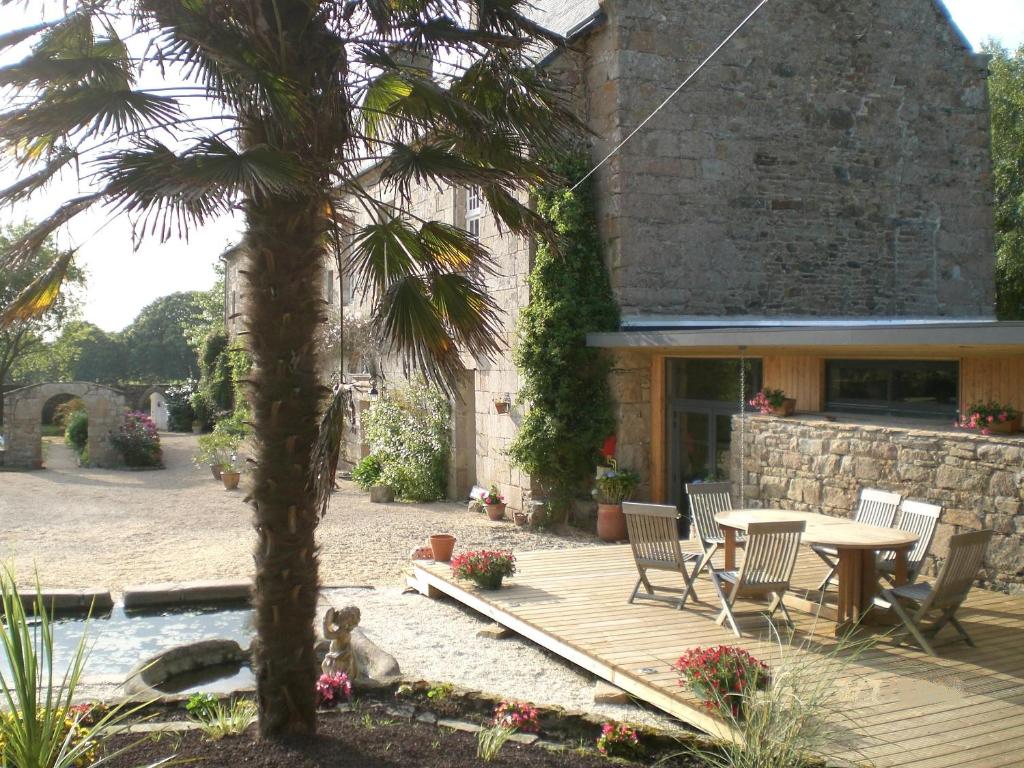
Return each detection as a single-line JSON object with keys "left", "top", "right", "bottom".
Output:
{"left": 666, "top": 358, "right": 762, "bottom": 507}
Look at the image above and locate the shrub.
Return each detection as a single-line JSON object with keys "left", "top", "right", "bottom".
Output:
{"left": 194, "top": 426, "right": 242, "bottom": 470}
{"left": 165, "top": 379, "right": 197, "bottom": 432}
{"left": 63, "top": 410, "right": 88, "bottom": 455}
{"left": 190, "top": 390, "right": 213, "bottom": 431}
{"left": 477, "top": 724, "right": 515, "bottom": 762}
{"left": 52, "top": 398, "right": 85, "bottom": 428}
{"left": 187, "top": 698, "right": 257, "bottom": 740}
{"left": 596, "top": 722, "right": 642, "bottom": 758}
{"left": 109, "top": 411, "right": 162, "bottom": 467}
{"left": 507, "top": 149, "right": 620, "bottom": 522}
{"left": 351, "top": 454, "right": 383, "bottom": 490}
{"left": 362, "top": 379, "right": 451, "bottom": 501}
{"left": 592, "top": 468, "right": 639, "bottom": 505}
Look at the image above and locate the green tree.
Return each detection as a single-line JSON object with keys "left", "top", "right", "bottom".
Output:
{"left": 49, "top": 321, "right": 126, "bottom": 383}
{"left": 0, "top": 1, "right": 576, "bottom": 738}
{"left": 987, "top": 42, "right": 1024, "bottom": 319}
{"left": 0, "top": 223, "right": 83, "bottom": 424}
{"left": 123, "top": 291, "right": 205, "bottom": 381}
{"left": 507, "top": 151, "right": 620, "bottom": 520}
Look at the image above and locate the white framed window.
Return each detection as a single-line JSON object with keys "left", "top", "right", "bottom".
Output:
{"left": 466, "top": 185, "right": 482, "bottom": 240}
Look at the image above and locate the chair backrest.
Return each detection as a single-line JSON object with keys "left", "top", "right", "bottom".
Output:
{"left": 734, "top": 520, "right": 805, "bottom": 594}
{"left": 884, "top": 499, "right": 942, "bottom": 573}
{"left": 685, "top": 482, "right": 733, "bottom": 545}
{"left": 926, "top": 529, "right": 994, "bottom": 611}
{"left": 623, "top": 502, "right": 687, "bottom": 569}
{"left": 854, "top": 488, "right": 901, "bottom": 528}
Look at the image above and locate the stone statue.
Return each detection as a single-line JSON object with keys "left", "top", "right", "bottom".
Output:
{"left": 321, "top": 605, "right": 361, "bottom": 679}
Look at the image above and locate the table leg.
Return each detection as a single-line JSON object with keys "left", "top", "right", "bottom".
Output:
{"left": 859, "top": 549, "right": 878, "bottom": 620}
{"left": 893, "top": 549, "right": 909, "bottom": 586}
{"left": 836, "top": 549, "right": 854, "bottom": 625}
{"left": 723, "top": 527, "right": 736, "bottom": 571}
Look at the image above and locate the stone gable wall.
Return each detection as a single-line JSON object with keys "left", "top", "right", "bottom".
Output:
{"left": 600, "top": 0, "right": 994, "bottom": 317}
{"left": 733, "top": 415, "right": 1024, "bottom": 593}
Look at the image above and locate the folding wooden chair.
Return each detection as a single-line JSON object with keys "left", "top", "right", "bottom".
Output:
{"left": 878, "top": 499, "right": 942, "bottom": 585}
{"left": 813, "top": 488, "right": 901, "bottom": 591}
{"left": 622, "top": 502, "right": 702, "bottom": 609}
{"left": 877, "top": 529, "right": 993, "bottom": 655}
{"left": 710, "top": 520, "right": 805, "bottom": 637}
{"left": 685, "top": 482, "right": 743, "bottom": 578}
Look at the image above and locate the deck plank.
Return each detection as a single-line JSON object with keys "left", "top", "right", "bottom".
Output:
{"left": 414, "top": 544, "right": 1024, "bottom": 768}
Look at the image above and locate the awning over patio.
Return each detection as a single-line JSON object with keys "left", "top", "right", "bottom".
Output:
{"left": 587, "top": 317, "right": 1024, "bottom": 354}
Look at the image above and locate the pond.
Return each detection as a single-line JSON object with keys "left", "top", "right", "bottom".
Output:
{"left": 1, "top": 605, "right": 255, "bottom": 693}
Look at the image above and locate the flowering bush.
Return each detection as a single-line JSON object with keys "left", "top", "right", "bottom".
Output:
{"left": 481, "top": 484, "right": 505, "bottom": 506}
{"left": 451, "top": 550, "right": 516, "bottom": 589}
{"left": 748, "top": 387, "right": 788, "bottom": 414}
{"left": 673, "top": 645, "right": 769, "bottom": 718}
{"left": 957, "top": 401, "right": 1020, "bottom": 435}
{"left": 315, "top": 672, "right": 352, "bottom": 708}
{"left": 363, "top": 380, "right": 451, "bottom": 501}
{"left": 596, "top": 722, "right": 642, "bottom": 758}
{"left": 109, "top": 411, "right": 162, "bottom": 467}
{"left": 67, "top": 701, "right": 109, "bottom": 728}
{"left": 592, "top": 468, "right": 639, "bottom": 504}
{"left": 0, "top": 708, "right": 98, "bottom": 767}
{"left": 493, "top": 700, "right": 540, "bottom": 733}
{"left": 351, "top": 454, "right": 383, "bottom": 490}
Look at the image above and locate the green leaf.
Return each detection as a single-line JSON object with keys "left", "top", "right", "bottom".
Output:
{"left": 0, "top": 248, "right": 76, "bottom": 326}
{"left": 362, "top": 72, "right": 414, "bottom": 138}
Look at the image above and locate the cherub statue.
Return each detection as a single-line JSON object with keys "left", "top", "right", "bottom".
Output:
{"left": 321, "top": 605, "right": 361, "bottom": 679}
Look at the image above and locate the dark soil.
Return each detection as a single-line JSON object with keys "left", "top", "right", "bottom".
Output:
{"left": 102, "top": 710, "right": 704, "bottom": 768}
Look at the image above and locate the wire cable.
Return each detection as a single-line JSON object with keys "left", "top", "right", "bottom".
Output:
{"left": 571, "top": 0, "right": 772, "bottom": 192}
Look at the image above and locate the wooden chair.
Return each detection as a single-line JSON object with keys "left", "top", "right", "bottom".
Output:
{"left": 685, "top": 482, "right": 743, "bottom": 577}
{"left": 709, "top": 520, "right": 805, "bottom": 637}
{"left": 813, "top": 488, "right": 902, "bottom": 591}
{"left": 876, "top": 529, "right": 993, "bottom": 656}
{"left": 622, "top": 502, "right": 702, "bottom": 609}
{"left": 878, "top": 499, "right": 942, "bottom": 585}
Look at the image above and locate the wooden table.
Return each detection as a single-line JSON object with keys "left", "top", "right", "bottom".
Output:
{"left": 715, "top": 509, "right": 919, "bottom": 627}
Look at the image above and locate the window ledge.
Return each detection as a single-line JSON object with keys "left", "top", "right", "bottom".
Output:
{"left": 741, "top": 412, "right": 1024, "bottom": 442}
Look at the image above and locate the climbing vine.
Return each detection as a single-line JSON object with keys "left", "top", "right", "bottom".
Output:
{"left": 506, "top": 149, "right": 620, "bottom": 521}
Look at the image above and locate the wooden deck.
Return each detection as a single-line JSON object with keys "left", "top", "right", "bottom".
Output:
{"left": 410, "top": 544, "right": 1024, "bottom": 768}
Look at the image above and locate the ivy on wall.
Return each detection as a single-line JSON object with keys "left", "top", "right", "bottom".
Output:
{"left": 506, "top": 149, "right": 620, "bottom": 521}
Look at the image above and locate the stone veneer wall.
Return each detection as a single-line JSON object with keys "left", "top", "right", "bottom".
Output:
{"left": 733, "top": 415, "right": 1024, "bottom": 593}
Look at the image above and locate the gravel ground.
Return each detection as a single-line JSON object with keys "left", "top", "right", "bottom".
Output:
{"left": 1, "top": 433, "right": 598, "bottom": 590}
{"left": 2, "top": 434, "right": 681, "bottom": 730}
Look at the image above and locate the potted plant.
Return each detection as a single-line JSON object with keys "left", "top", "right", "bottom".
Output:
{"left": 493, "top": 394, "right": 511, "bottom": 414}
{"left": 429, "top": 534, "right": 457, "bottom": 562}
{"left": 450, "top": 550, "right": 516, "bottom": 590}
{"left": 220, "top": 453, "right": 243, "bottom": 490}
{"left": 958, "top": 401, "right": 1021, "bottom": 435}
{"left": 482, "top": 485, "right": 506, "bottom": 521}
{"left": 673, "top": 645, "right": 769, "bottom": 721}
{"left": 749, "top": 387, "right": 796, "bottom": 417}
{"left": 352, "top": 454, "right": 395, "bottom": 503}
{"left": 592, "top": 468, "right": 640, "bottom": 542}
{"left": 194, "top": 430, "right": 242, "bottom": 480}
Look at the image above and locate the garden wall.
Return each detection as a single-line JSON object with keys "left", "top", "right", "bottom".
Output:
{"left": 733, "top": 415, "right": 1024, "bottom": 593}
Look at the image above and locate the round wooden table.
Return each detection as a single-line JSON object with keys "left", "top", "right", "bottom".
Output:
{"left": 715, "top": 509, "right": 919, "bottom": 626}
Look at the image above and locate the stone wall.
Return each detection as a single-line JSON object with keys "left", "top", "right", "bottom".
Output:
{"left": 608, "top": 350, "right": 653, "bottom": 498}
{"left": 2, "top": 382, "right": 126, "bottom": 469}
{"left": 734, "top": 415, "right": 1024, "bottom": 593}
{"left": 599, "top": 0, "right": 994, "bottom": 318}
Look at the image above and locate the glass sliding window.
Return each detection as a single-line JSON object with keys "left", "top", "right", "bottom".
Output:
{"left": 825, "top": 360, "right": 958, "bottom": 419}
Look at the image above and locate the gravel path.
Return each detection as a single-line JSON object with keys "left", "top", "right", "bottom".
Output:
{"left": 1, "top": 433, "right": 598, "bottom": 590}
{"left": 2, "top": 435, "right": 683, "bottom": 729}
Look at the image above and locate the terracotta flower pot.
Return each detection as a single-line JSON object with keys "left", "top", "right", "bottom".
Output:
{"left": 984, "top": 416, "right": 1021, "bottom": 434}
{"left": 429, "top": 534, "right": 456, "bottom": 562}
{"left": 597, "top": 503, "right": 627, "bottom": 542}
{"left": 485, "top": 503, "right": 506, "bottom": 521}
{"left": 769, "top": 398, "right": 797, "bottom": 417}
{"left": 512, "top": 511, "right": 529, "bottom": 526}
{"left": 221, "top": 470, "right": 241, "bottom": 490}
{"left": 210, "top": 464, "right": 222, "bottom": 480}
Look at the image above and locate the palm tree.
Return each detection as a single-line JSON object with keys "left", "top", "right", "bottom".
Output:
{"left": 0, "top": 0, "right": 577, "bottom": 738}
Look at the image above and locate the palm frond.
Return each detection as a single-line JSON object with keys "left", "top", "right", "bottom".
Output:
{"left": 0, "top": 146, "right": 77, "bottom": 207}
{"left": 0, "top": 88, "right": 181, "bottom": 146}
{"left": 0, "top": 248, "right": 76, "bottom": 327}
{"left": 428, "top": 271, "right": 503, "bottom": 358}
{"left": 417, "top": 220, "right": 494, "bottom": 274}
{"left": 376, "top": 140, "right": 509, "bottom": 192}
{"left": 0, "top": 194, "right": 99, "bottom": 272}
{"left": 0, "top": 20, "right": 55, "bottom": 52}
{"left": 308, "top": 384, "right": 347, "bottom": 524}
{"left": 483, "top": 185, "right": 551, "bottom": 238}
{"left": 347, "top": 214, "right": 423, "bottom": 300}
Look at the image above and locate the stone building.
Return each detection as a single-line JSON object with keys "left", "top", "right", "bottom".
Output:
{"left": 224, "top": 1, "right": 1024, "bottom": 587}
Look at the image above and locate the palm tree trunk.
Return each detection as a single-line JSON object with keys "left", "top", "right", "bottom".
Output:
{"left": 245, "top": 190, "right": 326, "bottom": 738}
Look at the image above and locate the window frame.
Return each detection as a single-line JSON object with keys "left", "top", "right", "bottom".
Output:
{"left": 824, "top": 358, "right": 960, "bottom": 420}
{"left": 466, "top": 185, "right": 482, "bottom": 240}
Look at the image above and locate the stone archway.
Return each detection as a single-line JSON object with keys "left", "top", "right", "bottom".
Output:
{"left": 1, "top": 382, "right": 126, "bottom": 469}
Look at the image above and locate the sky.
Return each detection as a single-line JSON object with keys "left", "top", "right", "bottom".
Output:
{"left": 0, "top": 1, "right": 1022, "bottom": 332}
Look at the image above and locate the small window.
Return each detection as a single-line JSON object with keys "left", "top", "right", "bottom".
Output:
{"left": 825, "top": 360, "right": 958, "bottom": 419}
{"left": 326, "top": 270, "right": 335, "bottom": 305}
{"left": 466, "top": 186, "right": 482, "bottom": 240}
